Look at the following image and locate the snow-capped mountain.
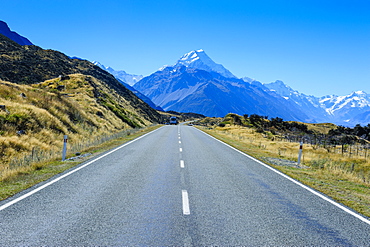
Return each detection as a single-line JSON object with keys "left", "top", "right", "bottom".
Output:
{"left": 93, "top": 61, "right": 143, "bottom": 86}
{"left": 134, "top": 49, "right": 370, "bottom": 126}
{"left": 171, "top": 49, "right": 236, "bottom": 79}
{"left": 134, "top": 51, "right": 309, "bottom": 120}
{"left": 263, "top": 80, "right": 370, "bottom": 126}
{"left": 319, "top": 91, "right": 370, "bottom": 125}
{"left": 263, "top": 80, "right": 329, "bottom": 123}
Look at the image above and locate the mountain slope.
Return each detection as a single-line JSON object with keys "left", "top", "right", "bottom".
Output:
{"left": 0, "top": 21, "right": 33, "bottom": 45}
{"left": 264, "top": 80, "right": 370, "bottom": 126}
{"left": 135, "top": 49, "right": 370, "bottom": 126}
{"left": 0, "top": 33, "right": 162, "bottom": 124}
{"left": 263, "top": 80, "right": 330, "bottom": 123}
{"left": 169, "top": 49, "right": 236, "bottom": 78}
{"left": 134, "top": 65, "right": 309, "bottom": 120}
{"left": 92, "top": 61, "right": 162, "bottom": 110}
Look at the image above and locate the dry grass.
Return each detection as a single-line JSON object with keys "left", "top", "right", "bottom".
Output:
{"left": 200, "top": 125, "right": 370, "bottom": 217}
{"left": 0, "top": 124, "right": 161, "bottom": 201}
{"left": 0, "top": 75, "right": 154, "bottom": 181}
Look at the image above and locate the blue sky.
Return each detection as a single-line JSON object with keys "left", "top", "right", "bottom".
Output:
{"left": 1, "top": 0, "right": 369, "bottom": 96}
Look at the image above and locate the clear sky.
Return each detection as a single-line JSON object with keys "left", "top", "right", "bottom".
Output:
{"left": 1, "top": 0, "right": 369, "bottom": 97}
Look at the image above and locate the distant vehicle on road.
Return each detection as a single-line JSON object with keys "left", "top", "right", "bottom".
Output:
{"left": 169, "top": 116, "right": 178, "bottom": 125}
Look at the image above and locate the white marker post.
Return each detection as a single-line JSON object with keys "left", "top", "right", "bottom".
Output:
{"left": 297, "top": 141, "right": 303, "bottom": 165}
{"left": 62, "top": 135, "right": 68, "bottom": 161}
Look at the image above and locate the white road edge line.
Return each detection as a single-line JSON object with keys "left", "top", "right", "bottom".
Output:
{"left": 0, "top": 126, "right": 164, "bottom": 212}
{"left": 195, "top": 127, "right": 370, "bottom": 226}
{"left": 182, "top": 190, "right": 190, "bottom": 215}
{"left": 180, "top": 160, "right": 185, "bottom": 168}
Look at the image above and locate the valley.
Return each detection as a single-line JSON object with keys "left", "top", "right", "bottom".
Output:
{"left": 0, "top": 19, "right": 369, "bottom": 244}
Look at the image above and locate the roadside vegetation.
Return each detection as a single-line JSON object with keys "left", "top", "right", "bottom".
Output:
{"left": 0, "top": 125, "right": 161, "bottom": 201}
{"left": 196, "top": 114, "right": 370, "bottom": 217}
{"left": 0, "top": 75, "right": 156, "bottom": 183}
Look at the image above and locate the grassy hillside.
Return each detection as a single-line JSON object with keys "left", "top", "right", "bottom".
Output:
{"left": 0, "top": 34, "right": 161, "bottom": 123}
{"left": 0, "top": 74, "right": 159, "bottom": 179}
{"left": 0, "top": 33, "right": 168, "bottom": 182}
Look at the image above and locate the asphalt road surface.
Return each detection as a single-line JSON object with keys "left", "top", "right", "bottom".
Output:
{"left": 0, "top": 125, "right": 369, "bottom": 246}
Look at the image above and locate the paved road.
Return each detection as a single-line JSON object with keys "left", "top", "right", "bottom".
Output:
{"left": 0, "top": 125, "right": 369, "bottom": 246}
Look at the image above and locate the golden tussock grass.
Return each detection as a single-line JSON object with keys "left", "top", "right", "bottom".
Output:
{"left": 200, "top": 124, "right": 370, "bottom": 217}
{"left": 0, "top": 74, "right": 153, "bottom": 181}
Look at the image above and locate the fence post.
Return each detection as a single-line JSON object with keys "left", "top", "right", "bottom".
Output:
{"left": 298, "top": 141, "right": 303, "bottom": 165}
{"left": 62, "top": 135, "right": 68, "bottom": 161}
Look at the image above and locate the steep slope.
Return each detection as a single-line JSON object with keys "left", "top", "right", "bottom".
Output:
{"left": 92, "top": 61, "right": 162, "bottom": 110}
{"left": 0, "top": 75, "right": 154, "bottom": 166}
{"left": 0, "top": 34, "right": 161, "bottom": 124}
{"left": 0, "top": 21, "right": 33, "bottom": 45}
{"left": 134, "top": 65, "right": 309, "bottom": 120}
{"left": 264, "top": 80, "right": 330, "bottom": 123}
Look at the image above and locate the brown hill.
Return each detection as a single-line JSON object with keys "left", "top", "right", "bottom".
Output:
{"left": 0, "top": 34, "right": 165, "bottom": 171}
{"left": 0, "top": 34, "right": 161, "bottom": 123}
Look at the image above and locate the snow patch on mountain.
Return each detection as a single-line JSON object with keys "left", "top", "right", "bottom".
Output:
{"left": 174, "top": 49, "right": 236, "bottom": 79}
{"left": 92, "top": 61, "right": 143, "bottom": 86}
{"left": 264, "top": 80, "right": 370, "bottom": 126}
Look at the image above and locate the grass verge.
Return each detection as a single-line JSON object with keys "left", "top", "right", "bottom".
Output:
{"left": 199, "top": 126, "right": 370, "bottom": 218}
{"left": 0, "top": 125, "right": 162, "bottom": 201}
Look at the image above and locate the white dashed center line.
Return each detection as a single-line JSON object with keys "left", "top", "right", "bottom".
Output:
{"left": 180, "top": 160, "right": 185, "bottom": 168}
{"left": 182, "top": 190, "right": 190, "bottom": 215}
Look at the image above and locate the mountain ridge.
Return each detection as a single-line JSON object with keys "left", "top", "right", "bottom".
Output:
{"left": 0, "top": 32, "right": 162, "bottom": 125}
{"left": 134, "top": 64, "right": 310, "bottom": 121}
{"left": 135, "top": 49, "right": 370, "bottom": 126}
{"left": 0, "top": 20, "right": 33, "bottom": 46}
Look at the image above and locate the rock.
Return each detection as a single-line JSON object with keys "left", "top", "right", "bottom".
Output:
{"left": 56, "top": 85, "right": 65, "bottom": 91}
{"left": 16, "top": 130, "right": 26, "bottom": 135}
{"left": 0, "top": 105, "right": 9, "bottom": 114}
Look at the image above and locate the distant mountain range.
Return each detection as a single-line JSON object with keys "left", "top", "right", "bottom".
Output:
{"left": 92, "top": 61, "right": 143, "bottom": 86}
{"left": 92, "top": 61, "right": 162, "bottom": 111}
{"left": 263, "top": 80, "right": 370, "bottom": 126}
{"left": 2, "top": 18, "right": 367, "bottom": 126}
{"left": 134, "top": 49, "right": 370, "bottom": 126}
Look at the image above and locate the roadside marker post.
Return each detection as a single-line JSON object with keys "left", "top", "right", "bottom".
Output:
{"left": 298, "top": 141, "right": 303, "bottom": 165}
{"left": 62, "top": 135, "right": 68, "bottom": 161}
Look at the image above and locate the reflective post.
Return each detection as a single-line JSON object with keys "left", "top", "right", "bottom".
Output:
{"left": 62, "top": 135, "right": 68, "bottom": 161}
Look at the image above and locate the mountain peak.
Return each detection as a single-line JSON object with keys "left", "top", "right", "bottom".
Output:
{"left": 174, "top": 49, "right": 236, "bottom": 78}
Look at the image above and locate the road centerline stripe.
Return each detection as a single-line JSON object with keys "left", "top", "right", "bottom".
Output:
{"left": 180, "top": 160, "right": 185, "bottom": 168}
{"left": 182, "top": 190, "right": 190, "bottom": 215}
